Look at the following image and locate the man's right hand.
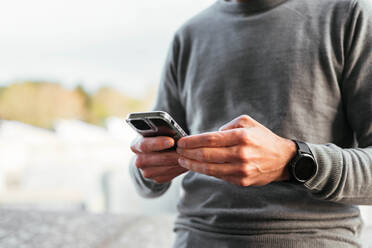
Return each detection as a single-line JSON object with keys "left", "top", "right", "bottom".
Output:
{"left": 130, "top": 136, "right": 188, "bottom": 184}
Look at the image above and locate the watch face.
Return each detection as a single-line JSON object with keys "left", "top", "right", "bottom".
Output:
{"left": 294, "top": 155, "right": 317, "bottom": 181}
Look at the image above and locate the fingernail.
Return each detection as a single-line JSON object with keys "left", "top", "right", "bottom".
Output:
{"left": 178, "top": 140, "right": 185, "bottom": 148}
{"left": 178, "top": 158, "right": 186, "bottom": 167}
{"left": 164, "top": 140, "right": 173, "bottom": 147}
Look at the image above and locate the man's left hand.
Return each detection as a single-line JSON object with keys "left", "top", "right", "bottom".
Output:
{"left": 176, "top": 115, "right": 297, "bottom": 186}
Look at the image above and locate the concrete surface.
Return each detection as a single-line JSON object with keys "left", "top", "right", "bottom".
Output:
{"left": 0, "top": 208, "right": 370, "bottom": 248}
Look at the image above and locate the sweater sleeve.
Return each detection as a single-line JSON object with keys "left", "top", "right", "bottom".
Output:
{"left": 304, "top": 0, "right": 372, "bottom": 205}
{"left": 129, "top": 156, "right": 171, "bottom": 198}
{"left": 129, "top": 33, "right": 188, "bottom": 198}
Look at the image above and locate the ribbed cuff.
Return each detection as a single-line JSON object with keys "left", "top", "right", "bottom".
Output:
{"left": 128, "top": 157, "right": 171, "bottom": 198}
{"left": 304, "top": 143, "right": 343, "bottom": 198}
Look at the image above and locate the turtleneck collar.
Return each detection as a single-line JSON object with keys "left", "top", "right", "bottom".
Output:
{"left": 215, "top": 0, "right": 289, "bottom": 14}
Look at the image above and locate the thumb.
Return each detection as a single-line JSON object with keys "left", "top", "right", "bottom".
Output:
{"left": 219, "top": 115, "right": 258, "bottom": 131}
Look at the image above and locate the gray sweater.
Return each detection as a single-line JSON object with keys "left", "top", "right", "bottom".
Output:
{"left": 129, "top": 0, "right": 372, "bottom": 247}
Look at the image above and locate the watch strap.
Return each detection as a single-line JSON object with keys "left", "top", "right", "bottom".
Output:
{"left": 295, "top": 140, "right": 313, "bottom": 156}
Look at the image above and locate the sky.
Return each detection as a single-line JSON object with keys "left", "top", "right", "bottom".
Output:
{"left": 0, "top": 0, "right": 215, "bottom": 96}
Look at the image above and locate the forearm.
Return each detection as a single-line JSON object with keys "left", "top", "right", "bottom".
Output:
{"left": 304, "top": 143, "right": 372, "bottom": 205}
{"left": 128, "top": 156, "right": 171, "bottom": 198}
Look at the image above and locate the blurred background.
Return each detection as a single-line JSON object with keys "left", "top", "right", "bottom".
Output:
{"left": 0, "top": 0, "right": 371, "bottom": 247}
{"left": 0, "top": 0, "right": 215, "bottom": 214}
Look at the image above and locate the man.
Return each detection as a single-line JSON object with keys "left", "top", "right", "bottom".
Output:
{"left": 129, "top": 0, "right": 372, "bottom": 247}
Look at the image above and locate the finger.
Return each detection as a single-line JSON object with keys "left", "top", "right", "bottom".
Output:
{"left": 135, "top": 151, "right": 179, "bottom": 168}
{"left": 177, "top": 129, "right": 247, "bottom": 149}
{"left": 141, "top": 165, "right": 186, "bottom": 179}
{"left": 152, "top": 168, "right": 189, "bottom": 184}
{"left": 219, "top": 115, "right": 258, "bottom": 131}
{"left": 177, "top": 146, "right": 243, "bottom": 163}
{"left": 178, "top": 157, "right": 242, "bottom": 177}
{"left": 131, "top": 136, "right": 175, "bottom": 153}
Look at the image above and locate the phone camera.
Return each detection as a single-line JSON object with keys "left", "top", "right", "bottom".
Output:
{"left": 130, "top": 120, "right": 152, "bottom": 131}
{"left": 149, "top": 118, "right": 168, "bottom": 127}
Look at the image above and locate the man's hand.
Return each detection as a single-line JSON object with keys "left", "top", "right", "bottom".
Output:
{"left": 130, "top": 136, "right": 188, "bottom": 184}
{"left": 176, "top": 115, "right": 297, "bottom": 187}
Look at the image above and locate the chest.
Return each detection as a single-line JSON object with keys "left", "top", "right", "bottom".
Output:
{"left": 179, "top": 15, "right": 344, "bottom": 135}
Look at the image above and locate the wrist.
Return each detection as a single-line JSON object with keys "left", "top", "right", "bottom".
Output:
{"left": 278, "top": 138, "right": 297, "bottom": 181}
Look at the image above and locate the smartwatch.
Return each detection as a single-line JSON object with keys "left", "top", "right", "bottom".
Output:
{"left": 288, "top": 140, "right": 318, "bottom": 183}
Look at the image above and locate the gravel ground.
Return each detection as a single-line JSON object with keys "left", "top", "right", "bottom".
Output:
{"left": 0, "top": 208, "right": 370, "bottom": 248}
{"left": 0, "top": 209, "right": 175, "bottom": 248}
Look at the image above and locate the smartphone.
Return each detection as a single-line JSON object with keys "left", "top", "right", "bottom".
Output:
{"left": 125, "top": 111, "right": 187, "bottom": 141}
